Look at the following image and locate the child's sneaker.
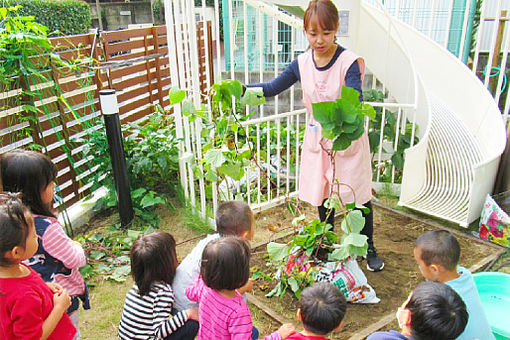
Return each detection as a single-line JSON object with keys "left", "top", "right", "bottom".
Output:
{"left": 366, "top": 247, "right": 384, "bottom": 272}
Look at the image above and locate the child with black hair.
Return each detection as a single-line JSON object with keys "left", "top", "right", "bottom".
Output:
{"left": 414, "top": 230, "right": 495, "bottom": 340}
{"left": 173, "top": 200, "right": 255, "bottom": 311}
{"left": 0, "top": 192, "right": 75, "bottom": 340}
{"left": 367, "top": 281, "right": 468, "bottom": 340}
{"left": 286, "top": 282, "right": 346, "bottom": 339}
{"left": 118, "top": 230, "right": 199, "bottom": 340}
{"left": 186, "top": 236, "right": 295, "bottom": 340}
{"left": 1, "top": 149, "right": 88, "bottom": 338}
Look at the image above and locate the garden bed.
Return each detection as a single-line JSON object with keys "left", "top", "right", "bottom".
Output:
{"left": 249, "top": 204, "right": 501, "bottom": 340}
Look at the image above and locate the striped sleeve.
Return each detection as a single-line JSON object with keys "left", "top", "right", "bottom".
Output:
{"left": 42, "top": 220, "right": 86, "bottom": 269}
{"left": 153, "top": 284, "right": 189, "bottom": 339}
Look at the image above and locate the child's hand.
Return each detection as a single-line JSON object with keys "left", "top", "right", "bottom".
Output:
{"left": 237, "top": 279, "right": 254, "bottom": 294}
{"left": 46, "top": 282, "right": 63, "bottom": 294}
{"left": 185, "top": 308, "right": 199, "bottom": 321}
{"left": 53, "top": 289, "right": 72, "bottom": 312}
{"left": 277, "top": 323, "right": 295, "bottom": 339}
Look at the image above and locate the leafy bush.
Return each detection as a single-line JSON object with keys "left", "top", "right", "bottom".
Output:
{"left": 8, "top": 0, "right": 90, "bottom": 35}
{"left": 79, "top": 105, "right": 180, "bottom": 227}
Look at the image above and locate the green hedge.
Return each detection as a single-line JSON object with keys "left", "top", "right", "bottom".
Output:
{"left": 9, "top": 0, "right": 90, "bottom": 36}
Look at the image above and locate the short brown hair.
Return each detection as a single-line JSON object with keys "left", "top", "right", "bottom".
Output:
{"left": 303, "top": 0, "right": 339, "bottom": 32}
{"left": 130, "top": 231, "right": 178, "bottom": 296}
{"left": 215, "top": 201, "right": 253, "bottom": 236}
{"left": 415, "top": 230, "right": 460, "bottom": 271}
{"left": 201, "top": 236, "right": 250, "bottom": 291}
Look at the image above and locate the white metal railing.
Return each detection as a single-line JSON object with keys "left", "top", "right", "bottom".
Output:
{"left": 164, "top": 0, "right": 425, "bottom": 219}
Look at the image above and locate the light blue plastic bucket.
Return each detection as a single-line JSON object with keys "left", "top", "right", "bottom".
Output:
{"left": 473, "top": 272, "right": 510, "bottom": 340}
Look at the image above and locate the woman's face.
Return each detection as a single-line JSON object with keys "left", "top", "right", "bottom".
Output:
{"left": 305, "top": 13, "right": 338, "bottom": 56}
{"left": 41, "top": 180, "right": 56, "bottom": 206}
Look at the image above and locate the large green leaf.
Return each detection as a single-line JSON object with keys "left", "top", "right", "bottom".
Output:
{"left": 342, "top": 233, "right": 368, "bottom": 247}
{"left": 288, "top": 277, "right": 299, "bottom": 292}
{"left": 241, "top": 87, "right": 266, "bottom": 106}
{"left": 169, "top": 86, "right": 185, "bottom": 105}
{"left": 267, "top": 242, "right": 291, "bottom": 262}
{"left": 341, "top": 85, "right": 361, "bottom": 107}
{"left": 332, "top": 134, "right": 352, "bottom": 151}
{"left": 218, "top": 163, "right": 244, "bottom": 180}
{"left": 346, "top": 210, "right": 365, "bottom": 234}
{"left": 313, "top": 101, "right": 337, "bottom": 128}
{"left": 204, "top": 149, "right": 226, "bottom": 168}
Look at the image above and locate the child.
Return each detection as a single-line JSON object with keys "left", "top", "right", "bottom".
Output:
{"left": 186, "top": 236, "right": 295, "bottom": 340}
{"left": 172, "top": 200, "right": 255, "bottom": 311}
{"left": 244, "top": 0, "right": 383, "bottom": 271}
{"left": 286, "top": 282, "right": 346, "bottom": 339}
{"left": 367, "top": 281, "right": 468, "bottom": 340}
{"left": 118, "top": 231, "right": 199, "bottom": 340}
{"left": 414, "top": 230, "right": 495, "bottom": 340}
{"left": 1, "top": 149, "right": 89, "bottom": 338}
{"left": 0, "top": 192, "right": 75, "bottom": 340}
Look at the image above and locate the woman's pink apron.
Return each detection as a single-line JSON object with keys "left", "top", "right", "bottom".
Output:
{"left": 297, "top": 49, "right": 372, "bottom": 206}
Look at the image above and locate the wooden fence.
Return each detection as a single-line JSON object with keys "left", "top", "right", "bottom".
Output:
{"left": 0, "top": 22, "right": 213, "bottom": 208}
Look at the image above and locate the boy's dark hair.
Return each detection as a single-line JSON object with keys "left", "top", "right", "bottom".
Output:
{"left": 1, "top": 150, "right": 58, "bottom": 218}
{"left": 303, "top": 0, "right": 339, "bottom": 32}
{"left": 215, "top": 201, "right": 253, "bottom": 237}
{"left": 415, "top": 230, "right": 460, "bottom": 271}
{"left": 299, "top": 282, "right": 346, "bottom": 335}
{"left": 407, "top": 281, "right": 468, "bottom": 340}
{"left": 0, "top": 192, "right": 32, "bottom": 266}
{"left": 131, "top": 231, "right": 178, "bottom": 296}
{"left": 201, "top": 236, "right": 250, "bottom": 291}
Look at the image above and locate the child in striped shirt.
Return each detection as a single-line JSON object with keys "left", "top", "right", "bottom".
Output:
{"left": 186, "top": 236, "right": 295, "bottom": 340}
{"left": 118, "top": 231, "right": 199, "bottom": 340}
{"left": 1, "top": 150, "right": 89, "bottom": 339}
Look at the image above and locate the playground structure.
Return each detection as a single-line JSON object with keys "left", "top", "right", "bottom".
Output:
{"left": 164, "top": 0, "right": 507, "bottom": 227}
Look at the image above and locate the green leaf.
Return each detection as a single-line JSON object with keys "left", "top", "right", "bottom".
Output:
{"left": 342, "top": 233, "right": 368, "bottom": 247}
{"left": 89, "top": 250, "right": 106, "bottom": 260}
{"left": 169, "top": 86, "right": 186, "bottom": 105}
{"left": 218, "top": 163, "right": 244, "bottom": 180}
{"left": 291, "top": 214, "right": 306, "bottom": 226}
{"left": 313, "top": 101, "right": 337, "bottom": 129}
{"left": 267, "top": 242, "right": 290, "bottom": 262}
{"left": 265, "top": 281, "right": 283, "bottom": 298}
{"left": 228, "top": 80, "right": 243, "bottom": 100}
{"left": 241, "top": 87, "right": 266, "bottom": 106}
{"left": 346, "top": 210, "right": 365, "bottom": 234}
{"left": 106, "top": 265, "right": 131, "bottom": 282}
{"left": 205, "top": 169, "right": 218, "bottom": 182}
{"left": 328, "top": 247, "right": 349, "bottom": 261}
{"left": 332, "top": 134, "right": 352, "bottom": 151}
{"left": 182, "top": 100, "right": 196, "bottom": 115}
{"left": 140, "top": 192, "right": 165, "bottom": 208}
{"left": 361, "top": 103, "right": 376, "bottom": 120}
{"left": 127, "top": 229, "right": 142, "bottom": 239}
{"left": 324, "top": 197, "right": 341, "bottom": 210}
{"left": 204, "top": 149, "right": 226, "bottom": 167}
{"left": 179, "top": 151, "right": 194, "bottom": 163}
{"left": 288, "top": 277, "right": 299, "bottom": 292}
{"left": 391, "top": 152, "right": 404, "bottom": 170}
{"left": 355, "top": 203, "right": 370, "bottom": 214}
{"left": 341, "top": 85, "right": 361, "bottom": 107}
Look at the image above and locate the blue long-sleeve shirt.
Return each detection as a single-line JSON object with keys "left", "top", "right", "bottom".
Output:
{"left": 247, "top": 44, "right": 363, "bottom": 101}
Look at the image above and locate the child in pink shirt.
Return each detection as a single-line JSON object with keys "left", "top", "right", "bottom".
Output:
{"left": 186, "top": 236, "right": 295, "bottom": 340}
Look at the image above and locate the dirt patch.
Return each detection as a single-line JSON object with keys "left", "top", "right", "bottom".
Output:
{"left": 249, "top": 205, "right": 498, "bottom": 340}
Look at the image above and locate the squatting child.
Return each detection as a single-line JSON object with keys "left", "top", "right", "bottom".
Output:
{"left": 172, "top": 200, "right": 255, "bottom": 311}
{"left": 186, "top": 236, "right": 294, "bottom": 340}
{"left": 414, "top": 230, "right": 495, "bottom": 340}
{"left": 118, "top": 231, "right": 199, "bottom": 340}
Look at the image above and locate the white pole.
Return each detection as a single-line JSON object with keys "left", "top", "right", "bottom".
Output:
{"left": 458, "top": 0, "right": 473, "bottom": 60}
{"left": 444, "top": 0, "right": 455, "bottom": 49}
{"left": 483, "top": 0, "right": 502, "bottom": 87}
{"left": 472, "top": 0, "right": 489, "bottom": 73}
